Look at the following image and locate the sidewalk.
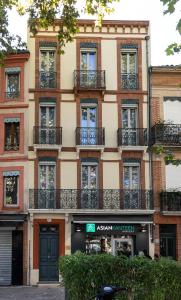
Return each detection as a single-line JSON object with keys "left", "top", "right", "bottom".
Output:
{"left": 0, "top": 286, "right": 65, "bottom": 300}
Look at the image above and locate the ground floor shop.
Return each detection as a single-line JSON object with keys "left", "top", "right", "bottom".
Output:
{"left": 0, "top": 214, "right": 26, "bottom": 286}
{"left": 71, "top": 214, "right": 154, "bottom": 257}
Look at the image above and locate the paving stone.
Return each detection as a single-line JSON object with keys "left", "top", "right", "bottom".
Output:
{"left": 0, "top": 286, "right": 65, "bottom": 300}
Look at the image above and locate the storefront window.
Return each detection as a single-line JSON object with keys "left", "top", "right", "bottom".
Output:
{"left": 85, "top": 235, "right": 134, "bottom": 256}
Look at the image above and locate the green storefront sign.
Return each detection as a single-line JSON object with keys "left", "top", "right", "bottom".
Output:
{"left": 86, "top": 223, "right": 135, "bottom": 234}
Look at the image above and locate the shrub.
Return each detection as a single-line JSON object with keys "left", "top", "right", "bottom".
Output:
{"left": 59, "top": 252, "right": 181, "bottom": 300}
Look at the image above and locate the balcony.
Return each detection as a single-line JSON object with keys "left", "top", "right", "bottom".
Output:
{"left": 5, "top": 91, "right": 20, "bottom": 100}
{"left": 39, "top": 71, "right": 57, "bottom": 88}
{"left": 33, "top": 126, "right": 62, "bottom": 150}
{"left": 74, "top": 70, "right": 106, "bottom": 91}
{"left": 121, "top": 73, "right": 138, "bottom": 90}
{"left": 29, "top": 189, "right": 153, "bottom": 211}
{"left": 160, "top": 191, "right": 181, "bottom": 213}
{"left": 117, "top": 128, "right": 148, "bottom": 149}
{"left": 151, "top": 124, "right": 181, "bottom": 146}
{"left": 76, "top": 127, "right": 105, "bottom": 153}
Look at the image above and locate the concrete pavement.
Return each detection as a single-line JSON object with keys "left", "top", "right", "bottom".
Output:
{"left": 0, "top": 286, "right": 65, "bottom": 300}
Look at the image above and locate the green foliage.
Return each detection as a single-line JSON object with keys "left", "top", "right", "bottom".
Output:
{"left": 0, "top": 0, "right": 119, "bottom": 62}
{"left": 59, "top": 252, "right": 181, "bottom": 300}
{"left": 152, "top": 145, "right": 181, "bottom": 166}
{"left": 0, "top": 0, "right": 180, "bottom": 62}
{"left": 161, "top": 0, "right": 181, "bottom": 55}
{"left": 0, "top": 1, "right": 27, "bottom": 64}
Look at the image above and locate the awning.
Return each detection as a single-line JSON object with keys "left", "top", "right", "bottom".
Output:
{"left": 0, "top": 214, "right": 27, "bottom": 227}
{"left": 72, "top": 214, "right": 153, "bottom": 224}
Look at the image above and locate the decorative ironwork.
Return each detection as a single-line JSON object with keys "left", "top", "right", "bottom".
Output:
{"left": 103, "top": 190, "right": 120, "bottom": 209}
{"left": 160, "top": 191, "right": 181, "bottom": 211}
{"left": 151, "top": 124, "right": 181, "bottom": 146}
{"left": 29, "top": 189, "right": 153, "bottom": 210}
{"left": 121, "top": 73, "right": 138, "bottom": 89}
{"left": 117, "top": 128, "right": 148, "bottom": 146}
{"left": 33, "top": 126, "right": 62, "bottom": 145}
{"left": 39, "top": 71, "right": 57, "bottom": 88}
{"left": 5, "top": 91, "right": 20, "bottom": 99}
{"left": 74, "top": 70, "right": 106, "bottom": 90}
{"left": 123, "top": 190, "right": 153, "bottom": 210}
{"left": 76, "top": 127, "right": 105, "bottom": 146}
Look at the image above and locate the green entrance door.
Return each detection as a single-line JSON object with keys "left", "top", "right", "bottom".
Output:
{"left": 39, "top": 225, "right": 59, "bottom": 281}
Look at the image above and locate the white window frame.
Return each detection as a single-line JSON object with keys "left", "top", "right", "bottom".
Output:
{"left": 38, "top": 161, "right": 56, "bottom": 189}
{"left": 81, "top": 162, "right": 98, "bottom": 189}
{"left": 123, "top": 163, "right": 140, "bottom": 190}
{"left": 80, "top": 48, "right": 97, "bottom": 70}
{"left": 121, "top": 49, "right": 137, "bottom": 74}
{"left": 39, "top": 47, "right": 56, "bottom": 72}
{"left": 80, "top": 104, "right": 97, "bottom": 127}
{"left": 121, "top": 104, "right": 138, "bottom": 128}
{"left": 39, "top": 103, "right": 56, "bottom": 127}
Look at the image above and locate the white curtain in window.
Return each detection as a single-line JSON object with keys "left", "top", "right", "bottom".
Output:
{"left": 164, "top": 100, "right": 181, "bottom": 123}
{"left": 166, "top": 165, "right": 181, "bottom": 190}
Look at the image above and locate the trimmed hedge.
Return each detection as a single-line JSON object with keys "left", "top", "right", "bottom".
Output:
{"left": 59, "top": 252, "right": 181, "bottom": 300}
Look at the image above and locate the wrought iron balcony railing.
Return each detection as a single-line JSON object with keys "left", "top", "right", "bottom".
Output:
{"left": 29, "top": 189, "right": 153, "bottom": 210}
{"left": 4, "top": 142, "right": 19, "bottom": 151}
{"left": 76, "top": 127, "right": 105, "bottom": 146}
{"left": 151, "top": 124, "right": 181, "bottom": 146}
{"left": 74, "top": 70, "right": 106, "bottom": 90}
{"left": 121, "top": 73, "right": 138, "bottom": 89}
{"left": 160, "top": 191, "right": 181, "bottom": 211}
{"left": 33, "top": 126, "right": 62, "bottom": 145}
{"left": 5, "top": 91, "right": 20, "bottom": 99}
{"left": 39, "top": 71, "right": 57, "bottom": 88}
{"left": 117, "top": 128, "right": 148, "bottom": 146}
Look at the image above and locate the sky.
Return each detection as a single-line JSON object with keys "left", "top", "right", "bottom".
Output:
{"left": 8, "top": 0, "right": 181, "bottom": 66}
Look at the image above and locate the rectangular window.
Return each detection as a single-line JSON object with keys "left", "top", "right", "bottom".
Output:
{"left": 122, "top": 106, "right": 138, "bottom": 145}
{"left": 4, "top": 175, "right": 19, "bottom": 206}
{"left": 40, "top": 49, "right": 56, "bottom": 88}
{"left": 81, "top": 163, "right": 98, "bottom": 189}
{"left": 80, "top": 49, "right": 97, "bottom": 87}
{"left": 39, "top": 162, "right": 56, "bottom": 189}
{"left": 4, "top": 121, "right": 20, "bottom": 151}
{"left": 81, "top": 163, "right": 98, "bottom": 209}
{"left": 6, "top": 73, "right": 20, "bottom": 99}
{"left": 121, "top": 50, "right": 138, "bottom": 89}
{"left": 123, "top": 164, "right": 140, "bottom": 209}
{"left": 80, "top": 106, "right": 97, "bottom": 145}
{"left": 81, "top": 49, "right": 97, "bottom": 71}
{"left": 38, "top": 162, "right": 56, "bottom": 208}
{"left": 39, "top": 104, "right": 56, "bottom": 144}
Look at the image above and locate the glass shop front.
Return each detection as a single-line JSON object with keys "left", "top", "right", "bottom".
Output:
{"left": 71, "top": 222, "right": 150, "bottom": 256}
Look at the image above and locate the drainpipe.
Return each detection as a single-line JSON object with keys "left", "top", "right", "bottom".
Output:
{"left": 145, "top": 35, "right": 153, "bottom": 194}
{"left": 145, "top": 35, "right": 155, "bottom": 252}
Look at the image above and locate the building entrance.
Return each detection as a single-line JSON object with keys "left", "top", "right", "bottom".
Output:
{"left": 39, "top": 225, "right": 59, "bottom": 281}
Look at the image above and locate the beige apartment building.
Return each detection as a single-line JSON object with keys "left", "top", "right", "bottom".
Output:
{"left": 27, "top": 19, "right": 154, "bottom": 284}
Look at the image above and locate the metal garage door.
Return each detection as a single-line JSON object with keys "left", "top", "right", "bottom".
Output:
{"left": 0, "top": 231, "right": 12, "bottom": 285}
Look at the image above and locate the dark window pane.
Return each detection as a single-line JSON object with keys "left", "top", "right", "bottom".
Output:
{"left": 4, "top": 122, "right": 20, "bottom": 151}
